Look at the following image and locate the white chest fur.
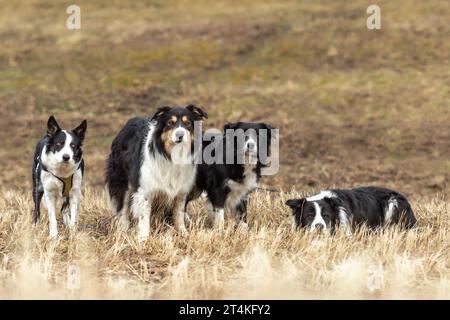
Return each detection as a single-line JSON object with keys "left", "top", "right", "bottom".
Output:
{"left": 139, "top": 124, "right": 196, "bottom": 199}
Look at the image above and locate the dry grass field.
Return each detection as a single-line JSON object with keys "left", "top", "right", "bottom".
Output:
{"left": 0, "top": 0, "right": 449, "bottom": 299}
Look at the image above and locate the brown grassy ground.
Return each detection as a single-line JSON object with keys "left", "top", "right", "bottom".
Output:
{"left": 0, "top": 189, "right": 448, "bottom": 299}
{"left": 0, "top": 0, "right": 449, "bottom": 299}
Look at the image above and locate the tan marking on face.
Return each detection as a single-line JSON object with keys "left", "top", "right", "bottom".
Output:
{"left": 168, "top": 115, "right": 177, "bottom": 126}
{"left": 161, "top": 128, "right": 176, "bottom": 154}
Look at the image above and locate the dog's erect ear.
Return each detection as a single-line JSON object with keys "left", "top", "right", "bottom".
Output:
{"left": 47, "top": 115, "right": 61, "bottom": 138}
{"left": 73, "top": 120, "right": 87, "bottom": 142}
{"left": 186, "top": 104, "right": 208, "bottom": 120}
{"left": 260, "top": 123, "right": 275, "bottom": 139}
{"left": 260, "top": 123, "right": 274, "bottom": 131}
{"left": 224, "top": 122, "right": 238, "bottom": 131}
{"left": 285, "top": 198, "right": 306, "bottom": 211}
{"left": 151, "top": 106, "right": 172, "bottom": 121}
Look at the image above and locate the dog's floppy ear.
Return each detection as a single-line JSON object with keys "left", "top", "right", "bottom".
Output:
{"left": 285, "top": 198, "right": 306, "bottom": 211}
{"left": 47, "top": 115, "right": 61, "bottom": 138}
{"left": 326, "top": 197, "right": 342, "bottom": 212}
{"left": 73, "top": 120, "right": 87, "bottom": 142}
{"left": 186, "top": 104, "right": 208, "bottom": 120}
{"left": 151, "top": 106, "right": 171, "bottom": 121}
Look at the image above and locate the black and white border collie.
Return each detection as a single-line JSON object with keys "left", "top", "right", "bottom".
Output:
{"left": 105, "top": 104, "right": 207, "bottom": 241}
{"left": 186, "top": 122, "right": 274, "bottom": 229}
{"left": 32, "top": 116, "right": 87, "bottom": 238}
{"left": 286, "top": 186, "right": 416, "bottom": 235}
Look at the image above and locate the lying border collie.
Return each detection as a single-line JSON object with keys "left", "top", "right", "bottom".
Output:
{"left": 286, "top": 186, "right": 416, "bottom": 235}
{"left": 32, "top": 116, "right": 87, "bottom": 238}
{"left": 105, "top": 104, "right": 207, "bottom": 241}
{"left": 186, "top": 122, "right": 274, "bottom": 229}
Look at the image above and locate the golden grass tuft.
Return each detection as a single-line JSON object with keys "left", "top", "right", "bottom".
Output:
{"left": 0, "top": 188, "right": 448, "bottom": 299}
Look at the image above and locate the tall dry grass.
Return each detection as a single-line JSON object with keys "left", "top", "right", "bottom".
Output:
{"left": 0, "top": 187, "right": 448, "bottom": 299}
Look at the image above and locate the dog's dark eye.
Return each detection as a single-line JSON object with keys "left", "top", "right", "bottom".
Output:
{"left": 56, "top": 141, "right": 63, "bottom": 146}
{"left": 70, "top": 143, "right": 76, "bottom": 149}
{"left": 167, "top": 119, "right": 176, "bottom": 127}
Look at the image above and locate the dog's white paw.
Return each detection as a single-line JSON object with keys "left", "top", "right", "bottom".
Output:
{"left": 49, "top": 228, "right": 58, "bottom": 240}
{"left": 237, "top": 222, "right": 249, "bottom": 233}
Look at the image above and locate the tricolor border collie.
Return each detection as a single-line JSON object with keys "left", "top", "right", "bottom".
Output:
{"left": 32, "top": 116, "right": 87, "bottom": 238}
{"left": 286, "top": 186, "right": 416, "bottom": 235}
{"left": 105, "top": 104, "right": 207, "bottom": 241}
{"left": 186, "top": 122, "right": 274, "bottom": 229}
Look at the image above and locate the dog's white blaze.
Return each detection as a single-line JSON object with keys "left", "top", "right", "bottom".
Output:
{"left": 245, "top": 136, "right": 257, "bottom": 153}
{"left": 171, "top": 126, "right": 189, "bottom": 143}
{"left": 310, "top": 202, "right": 326, "bottom": 231}
{"left": 60, "top": 130, "right": 74, "bottom": 159}
{"left": 385, "top": 198, "right": 398, "bottom": 224}
{"left": 307, "top": 190, "right": 336, "bottom": 202}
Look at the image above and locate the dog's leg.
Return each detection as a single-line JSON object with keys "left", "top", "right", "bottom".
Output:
{"left": 106, "top": 183, "right": 130, "bottom": 231}
{"left": 118, "top": 190, "right": 131, "bottom": 231}
{"left": 33, "top": 188, "right": 43, "bottom": 225}
{"left": 206, "top": 201, "right": 225, "bottom": 231}
{"left": 207, "top": 191, "right": 226, "bottom": 230}
{"left": 183, "top": 201, "right": 191, "bottom": 228}
{"left": 131, "top": 188, "right": 150, "bottom": 242}
{"left": 234, "top": 196, "right": 249, "bottom": 231}
{"left": 62, "top": 199, "right": 70, "bottom": 226}
{"left": 173, "top": 194, "right": 189, "bottom": 236}
{"left": 68, "top": 170, "right": 83, "bottom": 230}
{"left": 44, "top": 192, "right": 58, "bottom": 239}
{"left": 68, "top": 190, "right": 81, "bottom": 230}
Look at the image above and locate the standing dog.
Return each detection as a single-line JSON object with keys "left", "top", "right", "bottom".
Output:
{"left": 286, "top": 186, "right": 417, "bottom": 235}
{"left": 186, "top": 122, "right": 274, "bottom": 229}
{"left": 105, "top": 104, "right": 207, "bottom": 241}
{"left": 32, "top": 116, "right": 87, "bottom": 238}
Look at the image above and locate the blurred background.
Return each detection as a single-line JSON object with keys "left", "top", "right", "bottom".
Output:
{"left": 0, "top": 0, "right": 448, "bottom": 198}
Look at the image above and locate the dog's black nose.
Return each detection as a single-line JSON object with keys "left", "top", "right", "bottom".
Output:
{"left": 175, "top": 131, "right": 185, "bottom": 142}
{"left": 62, "top": 154, "right": 70, "bottom": 162}
{"left": 314, "top": 224, "right": 324, "bottom": 231}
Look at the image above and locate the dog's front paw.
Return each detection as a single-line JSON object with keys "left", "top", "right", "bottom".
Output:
{"left": 49, "top": 228, "right": 58, "bottom": 240}
{"left": 237, "top": 222, "right": 249, "bottom": 233}
{"left": 118, "top": 214, "right": 130, "bottom": 231}
{"left": 178, "top": 226, "right": 189, "bottom": 237}
{"left": 62, "top": 213, "right": 69, "bottom": 226}
{"left": 184, "top": 213, "right": 191, "bottom": 227}
{"left": 68, "top": 221, "right": 77, "bottom": 231}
